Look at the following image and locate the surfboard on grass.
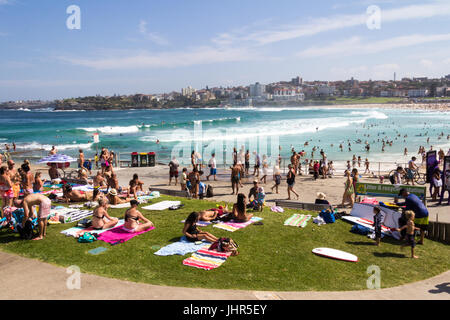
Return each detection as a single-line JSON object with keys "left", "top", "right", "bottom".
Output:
{"left": 312, "top": 247, "right": 358, "bottom": 262}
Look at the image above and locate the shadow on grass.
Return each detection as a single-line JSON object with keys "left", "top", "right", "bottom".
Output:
{"left": 168, "top": 236, "right": 181, "bottom": 243}
{"left": 428, "top": 282, "right": 450, "bottom": 294}
{"left": 0, "top": 234, "right": 21, "bottom": 244}
{"left": 346, "top": 241, "right": 376, "bottom": 246}
{"left": 373, "top": 252, "right": 405, "bottom": 258}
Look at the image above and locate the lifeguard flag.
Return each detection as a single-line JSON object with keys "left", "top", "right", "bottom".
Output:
{"left": 93, "top": 133, "right": 100, "bottom": 143}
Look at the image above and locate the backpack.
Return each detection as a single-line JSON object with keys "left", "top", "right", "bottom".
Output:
{"left": 320, "top": 209, "right": 335, "bottom": 224}
{"left": 77, "top": 232, "right": 97, "bottom": 243}
{"left": 17, "top": 220, "right": 37, "bottom": 240}
{"left": 206, "top": 185, "right": 214, "bottom": 198}
{"left": 209, "top": 237, "right": 239, "bottom": 256}
{"left": 351, "top": 224, "right": 370, "bottom": 235}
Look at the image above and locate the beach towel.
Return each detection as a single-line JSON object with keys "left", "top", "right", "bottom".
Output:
{"left": 142, "top": 201, "right": 181, "bottom": 211}
{"left": 61, "top": 219, "right": 125, "bottom": 237}
{"left": 97, "top": 225, "right": 155, "bottom": 245}
{"left": 50, "top": 207, "right": 93, "bottom": 223}
{"left": 284, "top": 214, "right": 312, "bottom": 228}
{"left": 109, "top": 203, "right": 131, "bottom": 209}
{"left": 154, "top": 236, "right": 210, "bottom": 256}
{"left": 270, "top": 206, "right": 284, "bottom": 213}
{"left": 180, "top": 220, "right": 211, "bottom": 227}
{"left": 182, "top": 247, "right": 232, "bottom": 270}
{"left": 213, "top": 217, "right": 263, "bottom": 232}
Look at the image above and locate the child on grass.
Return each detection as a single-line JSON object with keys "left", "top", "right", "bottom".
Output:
{"left": 393, "top": 210, "right": 420, "bottom": 259}
{"left": 373, "top": 206, "right": 382, "bottom": 246}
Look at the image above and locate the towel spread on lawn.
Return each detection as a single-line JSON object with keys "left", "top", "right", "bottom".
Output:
{"left": 284, "top": 214, "right": 312, "bottom": 228}
{"left": 182, "top": 246, "right": 232, "bottom": 270}
{"left": 142, "top": 201, "right": 181, "bottom": 211}
{"left": 180, "top": 220, "right": 211, "bottom": 227}
{"left": 51, "top": 207, "right": 93, "bottom": 223}
{"left": 97, "top": 225, "right": 155, "bottom": 245}
{"left": 60, "top": 219, "right": 125, "bottom": 237}
{"left": 213, "top": 217, "right": 263, "bottom": 232}
{"left": 154, "top": 236, "right": 211, "bottom": 256}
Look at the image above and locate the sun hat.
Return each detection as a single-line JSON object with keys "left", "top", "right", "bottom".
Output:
{"left": 317, "top": 192, "right": 326, "bottom": 200}
{"left": 109, "top": 188, "right": 118, "bottom": 196}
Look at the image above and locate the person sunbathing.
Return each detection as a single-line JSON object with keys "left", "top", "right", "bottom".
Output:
{"left": 232, "top": 193, "right": 253, "bottom": 222}
{"left": 183, "top": 211, "right": 218, "bottom": 243}
{"left": 107, "top": 188, "right": 131, "bottom": 205}
{"left": 62, "top": 184, "right": 93, "bottom": 203}
{"left": 123, "top": 200, "right": 153, "bottom": 233}
{"left": 48, "top": 163, "right": 60, "bottom": 181}
{"left": 199, "top": 205, "right": 230, "bottom": 221}
{"left": 91, "top": 196, "right": 119, "bottom": 230}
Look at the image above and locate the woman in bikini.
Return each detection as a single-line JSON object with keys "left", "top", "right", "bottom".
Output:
{"left": 123, "top": 200, "right": 153, "bottom": 233}
{"left": 33, "top": 171, "right": 44, "bottom": 192}
{"left": 232, "top": 193, "right": 253, "bottom": 222}
{"left": 91, "top": 196, "right": 119, "bottom": 230}
{"left": 183, "top": 211, "right": 218, "bottom": 242}
{"left": 341, "top": 170, "right": 355, "bottom": 208}
{"left": 0, "top": 166, "right": 13, "bottom": 213}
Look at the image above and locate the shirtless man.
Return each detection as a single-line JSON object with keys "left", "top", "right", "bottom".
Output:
{"left": 21, "top": 163, "right": 34, "bottom": 195}
{"left": 48, "top": 163, "right": 60, "bottom": 181}
{"left": 188, "top": 168, "right": 200, "bottom": 198}
{"left": 20, "top": 193, "right": 52, "bottom": 240}
{"left": 78, "top": 149, "right": 85, "bottom": 170}
{"left": 62, "top": 184, "right": 93, "bottom": 203}
{"left": 406, "top": 157, "right": 419, "bottom": 185}
{"left": 93, "top": 171, "right": 106, "bottom": 200}
{"left": 49, "top": 146, "right": 57, "bottom": 155}
{"left": 230, "top": 163, "right": 241, "bottom": 195}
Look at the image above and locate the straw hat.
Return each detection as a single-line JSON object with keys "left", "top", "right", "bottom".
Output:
{"left": 109, "top": 188, "right": 118, "bottom": 196}
{"left": 317, "top": 192, "right": 326, "bottom": 200}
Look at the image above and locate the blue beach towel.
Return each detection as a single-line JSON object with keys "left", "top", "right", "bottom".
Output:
{"left": 154, "top": 236, "right": 210, "bottom": 256}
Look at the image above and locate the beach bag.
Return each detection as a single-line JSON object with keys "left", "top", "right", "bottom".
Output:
{"left": 77, "top": 218, "right": 92, "bottom": 228}
{"left": 321, "top": 209, "right": 335, "bottom": 224}
{"left": 17, "top": 220, "right": 36, "bottom": 240}
{"left": 77, "top": 232, "right": 97, "bottom": 243}
{"left": 206, "top": 185, "right": 214, "bottom": 198}
{"left": 351, "top": 224, "right": 370, "bottom": 235}
{"left": 209, "top": 237, "right": 239, "bottom": 256}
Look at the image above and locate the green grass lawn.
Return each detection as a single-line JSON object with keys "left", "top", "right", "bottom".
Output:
{"left": 1, "top": 195, "right": 449, "bottom": 291}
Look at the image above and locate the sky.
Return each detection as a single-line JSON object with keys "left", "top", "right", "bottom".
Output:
{"left": 1, "top": 0, "right": 450, "bottom": 101}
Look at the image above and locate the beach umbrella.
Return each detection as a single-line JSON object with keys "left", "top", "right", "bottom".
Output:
{"left": 37, "top": 154, "right": 77, "bottom": 169}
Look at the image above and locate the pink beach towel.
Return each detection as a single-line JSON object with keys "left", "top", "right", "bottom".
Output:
{"left": 97, "top": 225, "right": 155, "bottom": 245}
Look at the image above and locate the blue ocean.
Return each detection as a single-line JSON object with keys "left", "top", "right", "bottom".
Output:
{"left": 1, "top": 106, "right": 449, "bottom": 167}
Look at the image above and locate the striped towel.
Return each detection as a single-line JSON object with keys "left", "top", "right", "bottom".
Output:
{"left": 183, "top": 247, "right": 232, "bottom": 270}
{"left": 284, "top": 214, "right": 311, "bottom": 228}
{"left": 181, "top": 220, "right": 211, "bottom": 227}
{"left": 213, "top": 217, "right": 263, "bottom": 232}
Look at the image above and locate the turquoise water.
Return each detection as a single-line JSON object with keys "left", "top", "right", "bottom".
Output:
{"left": 1, "top": 106, "right": 449, "bottom": 166}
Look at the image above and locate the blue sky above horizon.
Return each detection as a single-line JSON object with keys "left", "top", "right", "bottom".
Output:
{"left": 1, "top": 0, "right": 450, "bottom": 101}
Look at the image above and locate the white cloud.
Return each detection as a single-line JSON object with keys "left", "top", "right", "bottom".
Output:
{"left": 218, "top": 2, "right": 450, "bottom": 47}
{"left": 297, "top": 33, "right": 450, "bottom": 58}
{"left": 444, "top": 58, "right": 450, "bottom": 64}
{"left": 138, "top": 20, "right": 169, "bottom": 46}
{"left": 59, "top": 46, "right": 264, "bottom": 70}
{"left": 420, "top": 59, "right": 433, "bottom": 68}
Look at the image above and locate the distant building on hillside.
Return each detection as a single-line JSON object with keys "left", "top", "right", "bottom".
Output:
{"left": 181, "top": 86, "right": 196, "bottom": 97}
{"left": 272, "top": 87, "right": 305, "bottom": 101}
{"left": 408, "top": 89, "right": 429, "bottom": 97}
{"left": 249, "top": 82, "right": 266, "bottom": 97}
{"left": 291, "top": 76, "right": 303, "bottom": 86}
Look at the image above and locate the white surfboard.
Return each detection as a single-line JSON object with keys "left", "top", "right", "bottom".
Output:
{"left": 312, "top": 247, "right": 358, "bottom": 262}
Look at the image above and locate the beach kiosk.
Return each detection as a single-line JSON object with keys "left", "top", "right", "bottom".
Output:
{"left": 131, "top": 152, "right": 139, "bottom": 167}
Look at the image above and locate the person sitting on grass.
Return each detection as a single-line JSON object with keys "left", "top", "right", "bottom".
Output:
{"left": 183, "top": 211, "right": 218, "bottom": 242}
{"left": 107, "top": 188, "right": 131, "bottom": 205}
{"left": 130, "top": 174, "right": 144, "bottom": 192}
{"left": 392, "top": 210, "right": 420, "bottom": 259}
{"left": 232, "top": 193, "right": 254, "bottom": 222}
{"left": 123, "top": 200, "right": 154, "bottom": 233}
{"left": 91, "top": 196, "right": 119, "bottom": 230}
{"left": 20, "top": 193, "right": 52, "bottom": 241}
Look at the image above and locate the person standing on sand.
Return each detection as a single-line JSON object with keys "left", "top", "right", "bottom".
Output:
{"left": 286, "top": 164, "right": 299, "bottom": 200}
{"left": 253, "top": 152, "right": 261, "bottom": 177}
{"left": 244, "top": 150, "right": 250, "bottom": 177}
{"left": 364, "top": 158, "right": 370, "bottom": 174}
{"left": 271, "top": 163, "right": 281, "bottom": 194}
{"left": 341, "top": 170, "right": 354, "bottom": 208}
{"left": 49, "top": 146, "right": 57, "bottom": 155}
{"left": 168, "top": 157, "right": 179, "bottom": 186}
{"left": 260, "top": 155, "right": 268, "bottom": 184}
{"left": 207, "top": 153, "right": 217, "bottom": 181}
{"left": 78, "top": 149, "right": 85, "bottom": 170}
{"left": 230, "top": 163, "right": 241, "bottom": 195}
{"left": 188, "top": 167, "right": 200, "bottom": 198}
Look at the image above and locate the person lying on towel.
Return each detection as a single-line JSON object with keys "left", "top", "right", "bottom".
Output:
{"left": 61, "top": 184, "right": 94, "bottom": 203}
{"left": 199, "top": 205, "right": 231, "bottom": 221}
{"left": 183, "top": 211, "right": 218, "bottom": 243}
{"left": 123, "top": 200, "right": 153, "bottom": 233}
{"left": 92, "top": 196, "right": 119, "bottom": 230}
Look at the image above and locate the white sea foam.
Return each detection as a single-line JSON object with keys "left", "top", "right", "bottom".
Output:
{"left": 17, "top": 142, "right": 93, "bottom": 151}
{"left": 349, "top": 110, "right": 388, "bottom": 119}
{"left": 79, "top": 126, "right": 140, "bottom": 134}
